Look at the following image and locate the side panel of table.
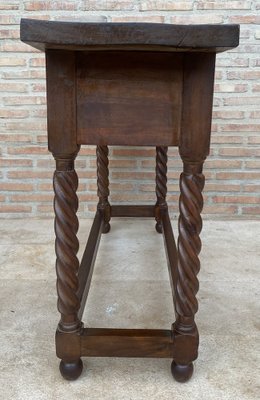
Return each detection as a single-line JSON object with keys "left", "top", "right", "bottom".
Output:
{"left": 76, "top": 51, "right": 183, "bottom": 146}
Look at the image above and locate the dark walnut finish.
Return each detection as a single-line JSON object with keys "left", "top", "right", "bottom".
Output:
{"left": 20, "top": 19, "right": 239, "bottom": 383}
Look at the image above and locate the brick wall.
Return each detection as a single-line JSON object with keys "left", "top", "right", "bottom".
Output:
{"left": 0, "top": 1, "right": 259, "bottom": 219}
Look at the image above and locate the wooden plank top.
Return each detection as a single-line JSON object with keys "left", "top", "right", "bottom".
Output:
{"left": 20, "top": 19, "right": 239, "bottom": 53}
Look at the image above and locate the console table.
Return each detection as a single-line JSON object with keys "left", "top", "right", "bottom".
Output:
{"left": 20, "top": 19, "right": 239, "bottom": 382}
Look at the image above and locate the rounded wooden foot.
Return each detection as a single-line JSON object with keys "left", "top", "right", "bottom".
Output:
{"left": 155, "top": 221, "right": 162, "bottom": 233}
{"left": 171, "top": 361, "right": 194, "bottom": 383}
{"left": 102, "top": 222, "right": 111, "bottom": 234}
{"left": 59, "top": 359, "right": 83, "bottom": 381}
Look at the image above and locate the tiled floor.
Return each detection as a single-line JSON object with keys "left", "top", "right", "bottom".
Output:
{"left": 0, "top": 219, "right": 259, "bottom": 400}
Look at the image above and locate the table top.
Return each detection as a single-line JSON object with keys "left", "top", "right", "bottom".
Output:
{"left": 20, "top": 19, "right": 239, "bottom": 53}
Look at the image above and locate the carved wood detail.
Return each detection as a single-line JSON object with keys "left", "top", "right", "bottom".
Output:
{"left": 155, "top": 146, "right": 168, "bottom": 231}
{"left": 174, "top": 162, "right": 205, "bottom": 334}
{"left": 54, "top": 158, "right": 81, "bottom": 333}
{"left": 96, "top": 145, "right": 111, "bottom": 225}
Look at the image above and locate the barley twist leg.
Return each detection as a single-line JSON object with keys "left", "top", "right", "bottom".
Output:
{"left": 172, "top": 162, "right": 205, "bottom": 382}
{"left": 97, "top": 145, "right": 111, "bottom": 233}
{"left": 155, "top": 146, "right": 168, "bottom": 233}
{"left": 53, "top": 157, "right": 83, "bottom": 380}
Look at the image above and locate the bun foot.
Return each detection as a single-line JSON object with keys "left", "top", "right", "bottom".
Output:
{"left": 59, "top": 359, "right": 83, "bottom": 381}
{"left": 171, "top": 361, "right": 194, "bottom": 383}
{"left": 102, "top": 222, "right": 111, "bottom": 234}
{"left": 155, "top": 221, "right": 162, "bottom": 233}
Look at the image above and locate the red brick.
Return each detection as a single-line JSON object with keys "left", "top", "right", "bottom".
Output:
{"left": 33, "top": 110, "right": 47, "bottom": 119}
{"left": 38, "top": 183, "right": 54, "bottom": 191}
{"left": 229, "top": 15, "right": 260, "bottom": 24}
{"left": 214, "top": 71, "right": 223, "bottom": 80}
{"left": 213, "top": 110, "right": 245, "bottom": 119}
{"left": 139, "top": 183, "right": 179, "bottom": 192}
{"left": 36, "top": 159, "right": 55, "bottom": 168}
{"left": 219, "top": 124, "right": 260, "bottom": 132}
{"left": 29, "top": 57, "right": 45, "bottom": 67}
{"left": 0, "top": 159, "right": 33, "bottom": 167}
{"left": 203, "top": 205, "right": 238, "bottom": 215}
{"left": 5, "top": 121, "right": 47, "bottom": 131}
{"left": 218, "top": 148, "right": 259, "bottom": 157}
{"left": 171, "top": 15, "right": 223, "bottom": 24}
{"left": 0, "top": 183, "right": 33, "bottom": 191}
{"left": 205, "top": 183, "right": 240, "bottom": 192}
{"left": 3, "top": 70, "right": 45, "bottom": 79}
{"left": 245, "top": 161, "right": 260, "bottom": 169}
{"left": 0, "top": 110, "right": 29, "bottom": 118}
{"left": 223, "top": 97, "right": 259, "bottom": 106}
{"left": 112, "top": 171, "right": 155, "bottom": 180}
{"left": 110, "top": 192, "right": 155, "bottom": 202}
{"left": 204, "top": 159, "right": 242, "bottom": 169}
{"left": 227, "top": 71, "right": 260, "bottom": 80}
{"left": 252, "top": 84, "right": 260, "bottom": 92}
{"left": 32, "top": 83, "right": 46, "bottom": 92}
{"left": 113, "top": 148, "right": 155, "bottom": 157}
{"left": 216, "top": 57, "right": 249, "bottom": 68}
{"left": 7, "top": 146, "right": 48, "bottom": 155}
{"left": 36, "top": 135, "right": 47, "bottom": 143}
{"left": 0, "top": 29, "right": 19, "bottom": 39}
{"left": 0, "top": 15, "right": 19, "bottom": 24}
{"left": 214, "top": 83, "right": 248, "bottom": 93}
{"left": 24, "top": 1, "right": 77, "bottom": 11}
{"left": 241, "top": 207, "right": 260, "bottom": 215}
{"left": 3, "top": 96, "right": 46, "bottom": 106}
{"left": 83, "top": 1, "right": 135, "bottom": 11}
{"left": 216, "top": 172, "right": 260, "bottom": 180}
{"left": 77, "top": 170, "right": 97, "bottom": 179}
{"left": 89, "top": 158, "right": 137, "bottom": 168}
{"left": 10, "top": 194, "right": 53, "bottom": 202}
{"left": 252, "top": 59, "right": 260, "bottom": 67}
{"left": 0, "top": 134, "right": 31, "bottom": 142}
{"left": 0, "top": 57, "right": 26, "bottom": 66}
{"left": 211, "top": 135, "right": 243, "bottom": 144}
{"left": 248, "top": 136, "right": 260, "bottom": 144}
{"left": 243, "top": 184, "right": 260, "bottom": 193}
{"left": 37, "top": 205, "right": 54, "bottom": 214}
{"left": 213, "top": 195, "right": 260, "bottom": 204}
{"left": 0, "top": 83, "right": 28, "bottom": 92}
{"left": 249, "top": 111, "right": 260, "bottom": 119}
{"left": 103, "top": 182, "right": 134, "bottom": 192}
{"left": 79, "top": 147, "right": 96, "bottom": 156}
{"left": 197, "top": 1, "right": 251, "bottom": 10}
{"left": 0, "top": 42, "right": 39, "bottom": 52}
{"left": 112, "top": 16, "right": 164, "bottom": 23}
{"left": 141, "top": 1, "right": 192, "bottom": 11}
{"left": 0, "top": 205, "right": 32, "bottom": 213}
{"left": 7, "top": 170, "right": 52, "bottom": 179}
{"left": 0, "top": 3, "right": 19, "bottom": 10}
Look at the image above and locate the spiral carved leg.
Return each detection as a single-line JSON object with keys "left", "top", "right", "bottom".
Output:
{"left": 172, "top": 162, "right": 205, "bottom": 372}
{"left": 155, "top": 146, "right": 168, "bottom": 233}
{"left": 53, "top": 158, "right": 83, "bottom": 380}
{"left": 54, "top": 159, "right": 81, "bottom": 333}
{"left": 97, "top": 145, "right": 111, "bottom": 233}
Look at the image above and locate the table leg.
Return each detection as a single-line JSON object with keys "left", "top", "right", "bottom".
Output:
{"left": 155, "top": 146, "right": 168, "bottom": 233}
{"left": 97, "top": 145, "right": 111, "bottom": 233}
{"left": 53, "top": 156, "right": 83, "bottom": 380}
{"left": 172, "top": 161, "right": 205, "bottom": 382}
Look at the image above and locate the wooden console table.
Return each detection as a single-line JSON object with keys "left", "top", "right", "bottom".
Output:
{"left": 21, "top": 19, "right": 239, "bottom": 382}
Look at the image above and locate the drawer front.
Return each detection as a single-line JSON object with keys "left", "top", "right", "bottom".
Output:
{"left": 76, "top": 52, "right": 183, "bottom": 146}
